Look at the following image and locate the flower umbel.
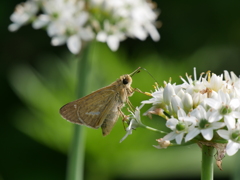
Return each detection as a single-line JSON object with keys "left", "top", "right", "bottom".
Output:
{"left": 122, "top": 68, "right": 240, "bottom": 158}
{"left": 9, "top": 0, "right": 160, "bottom": 53}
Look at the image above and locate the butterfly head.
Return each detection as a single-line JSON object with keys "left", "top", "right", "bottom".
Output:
{"left": 119, "top": 75, "right": 132, "bottom": 88}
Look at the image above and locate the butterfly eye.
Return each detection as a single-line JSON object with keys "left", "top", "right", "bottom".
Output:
{"left": 122, "top": 78, "right": 129, "bottom": 84}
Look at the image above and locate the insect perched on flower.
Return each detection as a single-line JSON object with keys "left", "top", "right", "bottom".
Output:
{"left": 60, "top": 67, "right": 142, "bottom": 136}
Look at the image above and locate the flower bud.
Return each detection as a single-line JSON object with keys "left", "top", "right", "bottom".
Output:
{"left": 171, "top": 95, "right": 182, "bottom": 116}
{"left": 182, "top": 93, "right": 193, "bottom": 112}
{"left": 154, "top": 138, "right": 171, "bottom": 149}
{"left": 163, "top": 83, "right": 175, "bottom": 105}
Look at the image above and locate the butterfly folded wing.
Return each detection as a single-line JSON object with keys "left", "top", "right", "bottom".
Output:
{"left": 101, "top": 105, "right": 121, "bottom": 136}
{"left": 60, "top": 89, "right": 116, "bottom": 129}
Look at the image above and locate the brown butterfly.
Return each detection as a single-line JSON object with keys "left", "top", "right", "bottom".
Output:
{"left": 59, "top": 67, "right": 141, "bottom": 136}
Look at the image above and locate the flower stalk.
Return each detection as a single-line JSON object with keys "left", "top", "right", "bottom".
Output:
{"left": 66, "top": 44, "right": 91, "bottom": 180}
{"left": 201, "top": 145, "right": 214, "bottom": 180}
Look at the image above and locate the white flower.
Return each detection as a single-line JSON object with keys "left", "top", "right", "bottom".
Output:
{"left": 9, "top": 0, "right": 160, "bottom": 53}
{"left": 180, "top": 67, "right": 206, "bottom": 94}
{"left": 204, "top": 73, "right": 225, "bottom": 92}
{"left": 217, "top": 120, "right": 240, "bottom": 156}
{"left": 224, "top": 70, "right": 239, "bottom": 83}
{"left": 163, "top": 109, "right": 196, "bottom": 144}
{"left": 192, "top": 92, "right": 207, "bottom": 108}
{"left": 120, "top": 106, "right": 143, "bottom": 143}
{"left": 122, "top": 68, "right": 240, "bottom": 157}
{"left": 205, "top": 90, "right": 240, "bottom": 129}
{"left": 141, "top": 86, "right": 164, "bottom": 106}
{"left": 39, "top": 0, "right": 93, "bottom": 54}
{"left": 185, "top": 105, "right": 225, "bottom": 141}
{"left": 224, "top": 70, "right": 240, "bottom": 97}
{"left": 93, "top": 0, "right": 160, "bottom": 42}
{"left": 8, "top": 0, "right": 39, "bottom": 32}
{"left": 96, "top": 21, "right": 125, "bottom": 51}
{"left": 67, "top": 35, "right": 82, "bottom": 54}
{"left": 93, "top": 0, "right": 160, "bottom": 51}
{"left": 32, "top": 14, "right": 50, "bottom": 29}
{"left": 141, "top": 86, "right": 168, "bottom": 118}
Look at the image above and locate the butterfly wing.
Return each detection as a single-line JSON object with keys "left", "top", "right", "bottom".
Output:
{"left": 101, "top": 89, "right": 126, "bottom": 136}
{"left": 101, "top": 104, "right": 121, "bottom": 136}
{"left": 60, "top": 88, "right": 117, "bottom": 129}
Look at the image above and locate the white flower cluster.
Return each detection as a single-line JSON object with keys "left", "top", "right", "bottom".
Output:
{"left": 9, "top": 0, "right": 160, "bottom": 54}
{"left": 122, "top": 68, "right": 240, "bottom": 156}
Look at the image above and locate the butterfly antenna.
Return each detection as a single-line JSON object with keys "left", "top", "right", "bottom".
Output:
{"left": 141, "top": 67, "right": 159, "bottom": 84}
{"left": 130, "top": 67, "right": 159, "bottom": 84}
{"left": 129, "top": 67, "right": 142, "bottom": 77}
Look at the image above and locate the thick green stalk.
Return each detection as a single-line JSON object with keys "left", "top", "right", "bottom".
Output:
{"left": 66, "top": 45, "right": 91, "bottom": 180}
{"left": 201, "top": 145, "right": 214, "bottom": 180}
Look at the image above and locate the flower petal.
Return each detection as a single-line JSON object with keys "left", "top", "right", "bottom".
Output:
{"left": 32, "top": 14, "right": 50, "bottom": 29}
{"left": 177, "top": 108, "right": 186, "bottom": 118}
{"left": 144, "top": 23, "right": 160, "bottom": 41}
{"left": 51, "top": 36, "right": 67, "bottom": 46}
{"left": 211, "top": 122, "right": 225, "bottom": 129}
{"left": 226, "top": 140, "right": 240, "bottom": 156}
{"left": 208, "top": 110, "right": 222, "bottom": 122}
{"left": 232, "top": 111, "right": 240, "bottom": 119}
{"left": 201, "top": 128, "right": 213, "bottom": 140}
{"left": 67, "top": 35, "right": 81, "bottom": 54}
{"left": 205, "top": 98, "right": 221, "bottom": 109}
{"left": 96, "top": 31, "right": 107, "bottom": 42}
{"left": 175, "top": 133, "right": 184, "bottom": 144}
{"left": 229, "top": 99, "right": 240, "bottom": 109}
{"left": 107, "top": 35, "right": 119, "bottom": 51}
{"left": 224, "top": 115, "right": 236, "bottom": 129}
{"left": 8, "top": 23, "right": 21, "bottom": 32}
{"left": 217, "top": 129, "right": 229, "bottom": 139}
{"left": 166, "top": 118, "right": 178, "bottom": 130}
{"left": 185, "top": 128, "right": 200, "bottom": 142}
{"left": 163, "top": 132, "right": 176, "bottom": 141}
{"left": 171, "top": 95, "right": 183, "bottom": 115}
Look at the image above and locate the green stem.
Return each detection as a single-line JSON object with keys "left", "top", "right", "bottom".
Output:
{"left": 66, "top": 125, "right": 86, "bottom": 180}
{"left": 144, "top": 125, "right": 166, "bottom": 134}
{"left": 201, "top": 145, "right": 214, "bottom": 180}
{"left": 66, "top": 44, "right": 91, "bottom": 180}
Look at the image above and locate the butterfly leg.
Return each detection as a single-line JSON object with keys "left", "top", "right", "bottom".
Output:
{"left": 118, "top": 106, "right": 126, "bottom": 118}
{"left": 117, "top": 107, "right": 129, "bottom": 131}
{"left": 126, "top": 98, "right": 135, "bottom": 112}
{"left": 131, "top": 87, "right": 152, "bottom": 97}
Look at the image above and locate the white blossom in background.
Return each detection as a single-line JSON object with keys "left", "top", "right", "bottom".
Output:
{"left": 121, "top": 68, "right": 240, "bottom": 157}
{"left": 9, "top": 0, "right": 39, "bottom": 32}
{"left": 9, "top": 0, "right": 160, "bottom": 54}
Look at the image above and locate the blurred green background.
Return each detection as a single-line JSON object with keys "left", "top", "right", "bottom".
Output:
{"left": 2, "top": 0, "right": 240, "bottom": 180}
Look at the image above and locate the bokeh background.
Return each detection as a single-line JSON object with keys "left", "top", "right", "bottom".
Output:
{"left": 2, "top": 0, "right": 240, "bottom": 180}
